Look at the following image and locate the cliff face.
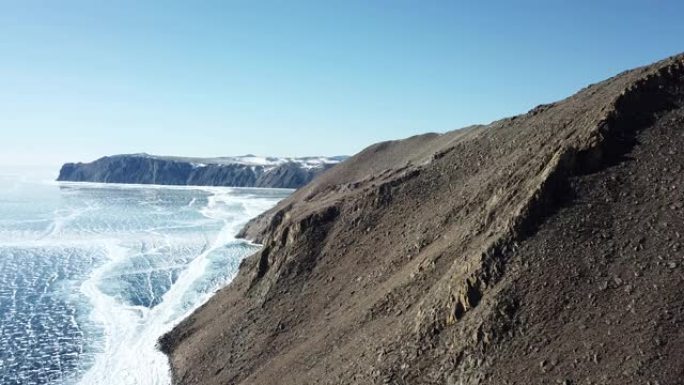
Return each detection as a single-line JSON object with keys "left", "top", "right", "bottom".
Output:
{"left": 162, "top": 54, "right": 684, "bottom": 385}
{"left": 57, "top": 154, "right": 346, "bottom": 189}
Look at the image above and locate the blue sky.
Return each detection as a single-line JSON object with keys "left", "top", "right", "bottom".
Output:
{"left": 0, "top": 0, "right": 682, "bottom": 166}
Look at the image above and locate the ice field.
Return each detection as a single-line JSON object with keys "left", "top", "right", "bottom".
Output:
{"left": 0, "top": 172, "right": 288, "bottom": 385}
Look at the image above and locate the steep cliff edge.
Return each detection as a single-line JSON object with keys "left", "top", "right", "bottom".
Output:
{"left": 162, "top": 53, "right": 684, "bottom": 385}
{"left": 57, "top": 154, "right": 346, "bottom": 189}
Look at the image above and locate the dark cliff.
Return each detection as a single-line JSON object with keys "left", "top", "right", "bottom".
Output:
{"left": 162, "top": 53, "right": 684, "bottom": 385}
{"left": 57, "top": 154, "right": 346, "bottom": 189}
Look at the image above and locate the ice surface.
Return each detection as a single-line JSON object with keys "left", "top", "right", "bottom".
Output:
{"left": 0, "top": 176, "right": 289, "bottom": 385}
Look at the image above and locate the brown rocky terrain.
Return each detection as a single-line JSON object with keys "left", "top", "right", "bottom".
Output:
{"left": 161, "top": 53, "right": 684, "bottom": 385}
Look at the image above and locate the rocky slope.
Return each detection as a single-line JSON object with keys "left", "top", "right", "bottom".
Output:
{"left": 57, "top": 154, "right": 346, "bottom": 189}
{"left": 161, "top": 53, "right": 684, "bottom": 385}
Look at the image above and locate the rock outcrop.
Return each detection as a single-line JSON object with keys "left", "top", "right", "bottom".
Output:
{"left": 161, "top": 53, "right": 684, "bottom": 385}
{"left": 57, "top": 154, "right": 346, "bottom": 189}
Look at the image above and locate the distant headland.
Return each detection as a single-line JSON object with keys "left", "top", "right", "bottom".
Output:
{"left": 57, "top": 153, "right": 348, "bottom": 189}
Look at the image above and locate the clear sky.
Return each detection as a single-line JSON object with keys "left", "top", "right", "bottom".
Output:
{"left": 0, "top": 0, "right": 682, "bottom": 166}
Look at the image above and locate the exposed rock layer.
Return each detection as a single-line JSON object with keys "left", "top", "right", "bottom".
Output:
{"left": 162, "top": 53, "right": 684, "bottom": 385}
{"left": 57, "top": 154, "right": 346, "bottom": 189}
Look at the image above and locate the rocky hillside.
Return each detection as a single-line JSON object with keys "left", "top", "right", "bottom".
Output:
{"left": 57, "top": 154, "right": 346, "bottom": 189}
{"left": 161, "top": 53, "right": 684, "bottom": 385}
